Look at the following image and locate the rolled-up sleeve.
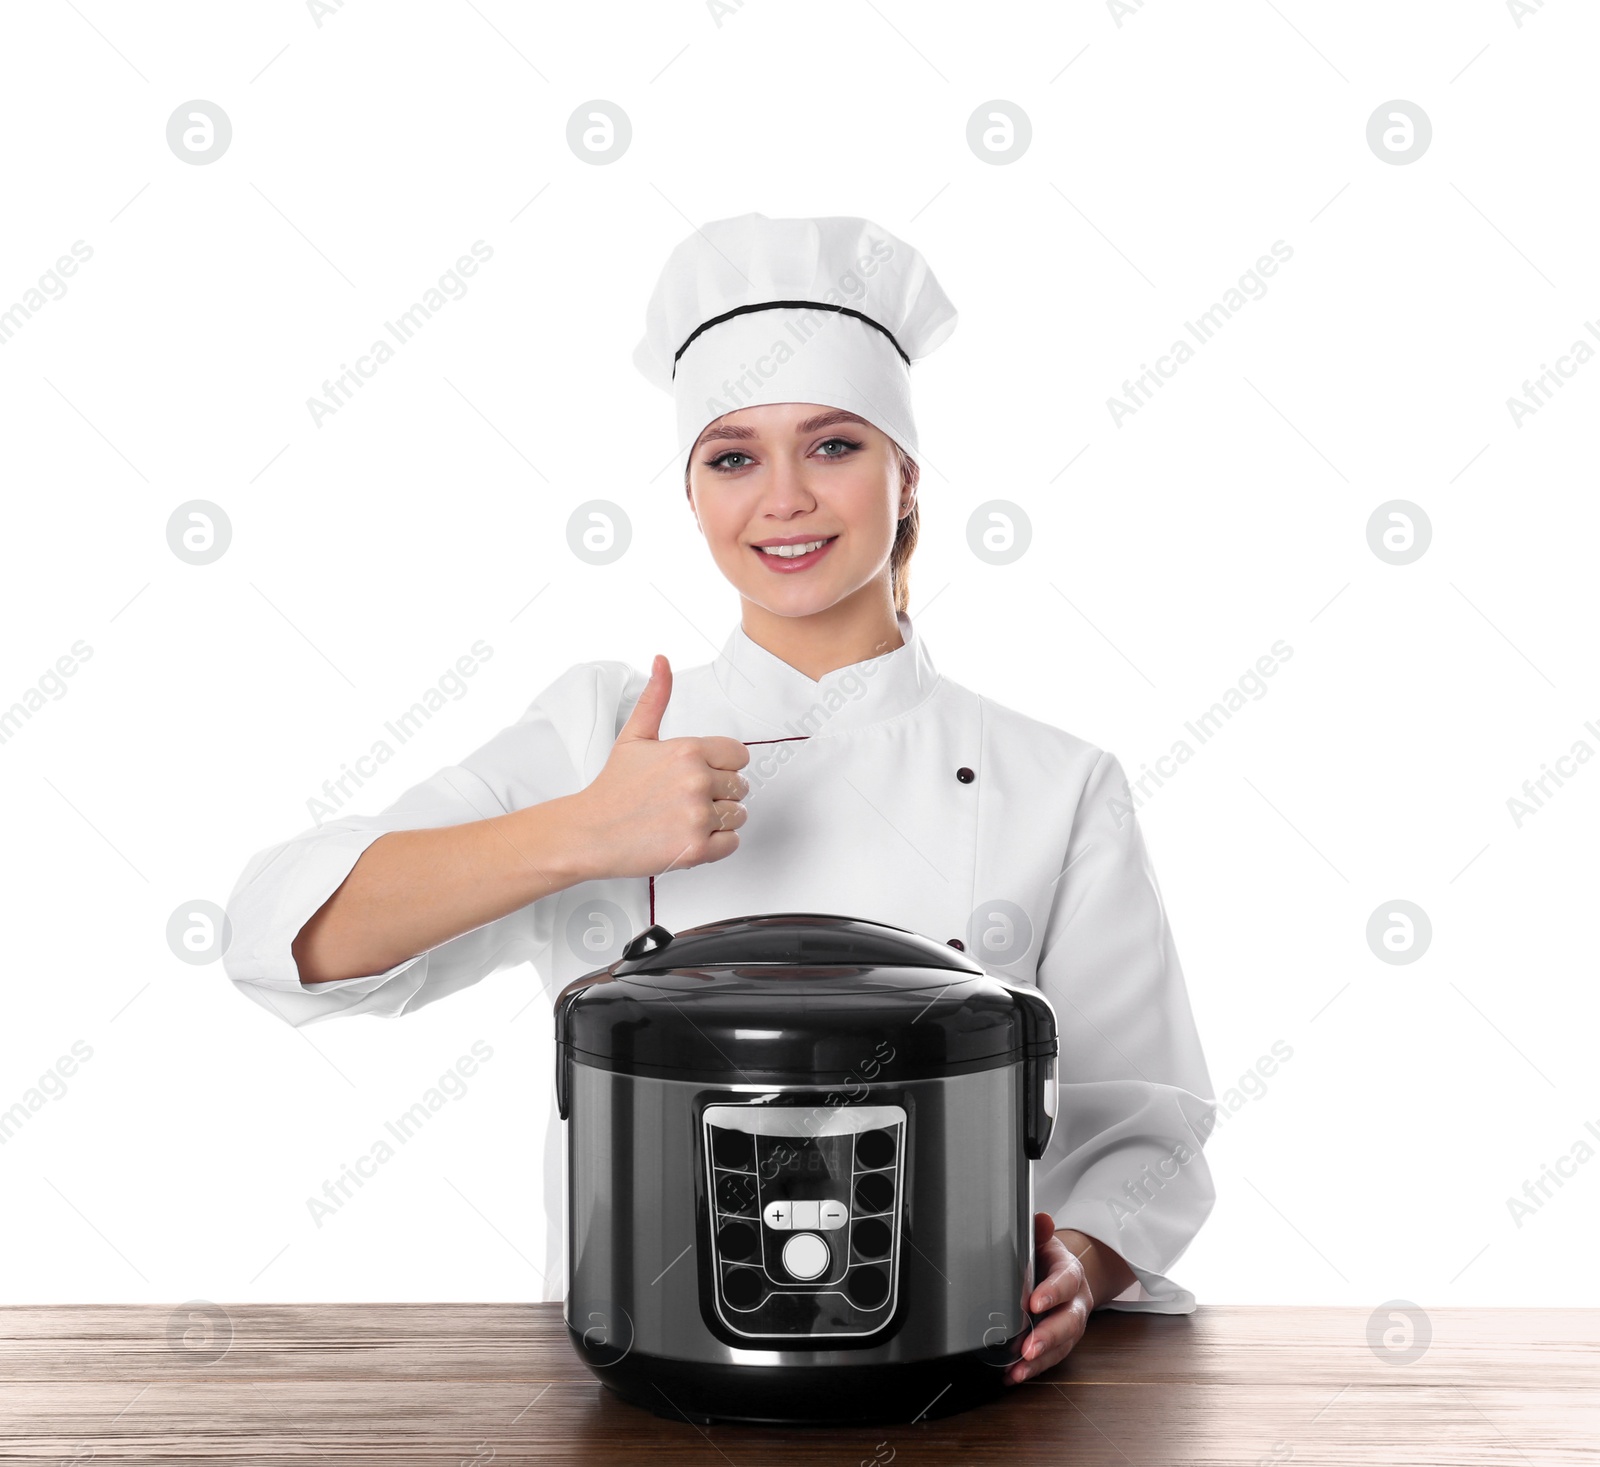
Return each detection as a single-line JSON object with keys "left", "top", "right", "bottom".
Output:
{"left": 1032, "top": 749, "right": 1217, "bottom": 1313}
{"left": 221, "top": 659, "right": 640, "bottom": 1029}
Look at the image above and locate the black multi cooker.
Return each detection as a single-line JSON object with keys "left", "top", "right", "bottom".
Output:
{"left": 554, "top": 912, "right": 1059, "bottom": 1424}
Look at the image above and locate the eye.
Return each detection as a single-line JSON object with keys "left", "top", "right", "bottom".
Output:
{"left": 707, "top": 450, "right": 752, "bottom": 473}
{"left": 815, "top": 436, "right": 862, "bottom": 459}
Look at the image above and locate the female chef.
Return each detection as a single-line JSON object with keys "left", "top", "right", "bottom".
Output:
{"left": 223, "top": 212, "right": 1218, "bottom": 1388}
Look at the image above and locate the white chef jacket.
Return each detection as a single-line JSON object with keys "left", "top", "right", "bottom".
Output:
{"left": 223, "top": 608, "right": 1217, "bottom": 1310}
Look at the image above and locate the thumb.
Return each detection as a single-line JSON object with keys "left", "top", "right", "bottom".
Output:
{"left": 618, "top": 655, "right": 671, "bottom": 741}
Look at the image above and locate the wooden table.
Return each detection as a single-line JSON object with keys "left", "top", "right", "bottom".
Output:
{"left": 1, "top": 1304, "right": 1595, "bottom": 1463}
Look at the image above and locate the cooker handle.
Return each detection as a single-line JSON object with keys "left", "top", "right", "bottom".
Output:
{"left": 621, "top": 923, "right": 674, "bottom": 961}
{"left": 1013, "top": 986, "right": 1059, "bottom": 1161}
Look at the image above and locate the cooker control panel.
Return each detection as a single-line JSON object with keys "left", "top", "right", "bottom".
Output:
{"left": 702, "top": 1102, "right": 905, "bottom": 1340}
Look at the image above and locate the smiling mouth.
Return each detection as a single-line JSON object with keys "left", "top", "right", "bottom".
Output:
{"left": 752, "top": 536, "right": 838, "bottom": 560}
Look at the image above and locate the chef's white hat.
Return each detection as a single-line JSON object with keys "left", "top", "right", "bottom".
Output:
{"left": 633, "top": 212, "right": 958, "bottom": 483}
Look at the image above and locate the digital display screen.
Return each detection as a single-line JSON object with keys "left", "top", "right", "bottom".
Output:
{"left": 755, "top": 1135, "right": 849, "bottom": 1198}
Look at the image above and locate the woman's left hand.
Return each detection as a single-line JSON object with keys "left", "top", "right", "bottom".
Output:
{"left": 1005, "top": 1212, "right": 1134, "bottom": 1385}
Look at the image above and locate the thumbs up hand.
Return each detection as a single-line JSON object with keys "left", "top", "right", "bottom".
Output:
{"left": 575, "top": 655, "right": 751, "bottom": 880}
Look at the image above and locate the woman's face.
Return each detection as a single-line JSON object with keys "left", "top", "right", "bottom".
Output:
{"left": 685, "top": 402, "right": 909, "bottom": 618}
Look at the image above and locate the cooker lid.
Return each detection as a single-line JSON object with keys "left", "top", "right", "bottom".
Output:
{"left": 612, "top": 912, "right": 987, "bottom": 978}
{"left": 555, "top": 913, "right": 1057, "bottom": 1085}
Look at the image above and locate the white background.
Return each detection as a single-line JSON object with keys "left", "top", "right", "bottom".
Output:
{"left": 1, "top": 0, "right": 1596, "bottom": 1312}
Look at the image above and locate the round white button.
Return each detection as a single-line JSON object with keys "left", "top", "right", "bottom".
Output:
{"left": 781, "top": 1232, "right": 829, "bottom": 1281}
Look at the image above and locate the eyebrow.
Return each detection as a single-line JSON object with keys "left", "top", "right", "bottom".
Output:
{"left": 696, "top": 409, "right": 871, "bottom": 446}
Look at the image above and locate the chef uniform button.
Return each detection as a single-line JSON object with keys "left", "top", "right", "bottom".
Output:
{"left": 947, "top": 938, "right": 965, "bottom": 951}
{"left": 956, "top": 766, "right": 975, "bottom": 783}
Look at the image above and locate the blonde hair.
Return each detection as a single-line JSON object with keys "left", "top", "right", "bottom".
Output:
{"left": 685, "top": 438, "right": 921, "bottom": 614}
{"left": 888, "top": 441, "right": 919, "bottom": 615}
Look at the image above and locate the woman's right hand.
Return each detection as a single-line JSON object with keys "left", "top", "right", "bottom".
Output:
{"left": 571, "top": 654, "right": 750, "bottom": 880}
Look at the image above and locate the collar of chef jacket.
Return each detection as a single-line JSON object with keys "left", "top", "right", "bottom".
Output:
{"left": 711, "top": 607, "right": 941, "bottom": 738}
